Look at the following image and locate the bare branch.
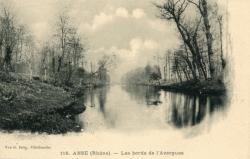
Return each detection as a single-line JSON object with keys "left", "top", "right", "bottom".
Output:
{"left": 194, "top": 16, "right": 202, "bottom": 36}
{"left": 187, "top": 0, "right": 199, "bottom": 8}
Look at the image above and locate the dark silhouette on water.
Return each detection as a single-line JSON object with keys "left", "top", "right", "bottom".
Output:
{"left": 124, "top": 85, "right": 227, "bottom": 128}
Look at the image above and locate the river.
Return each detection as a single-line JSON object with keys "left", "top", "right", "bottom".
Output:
{"left": 77, "top": 85, "right": 227, "bottom": 132}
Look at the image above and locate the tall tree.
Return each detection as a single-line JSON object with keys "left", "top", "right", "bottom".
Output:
{"left": 217, "top": 15, "right": 226, "bottom": 70}
{"left": 155, "top": 0, "right": 207, "bottom": 80}
{"left": 0, "top": 8, "right": 17, "bottom": 71}
{"left": 188, "top": 0, "right": 216, "bottom": 78}
{"left": 55, "top": 14, "right": 70, "bottom": 73}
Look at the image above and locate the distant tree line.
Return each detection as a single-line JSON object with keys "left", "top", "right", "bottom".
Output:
{"left": 122, "top": 64, "right": 161, "bottom": 85}
{"left": 0, "top": 6, "right": 113, "bottom": 87}
{"left": 38, "top": 12, "right": 115, "bottom": 87}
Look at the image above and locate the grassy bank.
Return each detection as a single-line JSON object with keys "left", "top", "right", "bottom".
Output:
{"left": 0, "top": 72, "right": 86, "bottom": 134}
{"left": 126, "top": 79, "right": 227, "bottom": 95}
{"left": 157, "top": 80, "right": 226, "bottom": 95}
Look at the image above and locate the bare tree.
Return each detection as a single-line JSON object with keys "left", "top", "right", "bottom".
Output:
{"left": 0, "top": 8, "right": 17, "bottom": 71}
{"left": 15, "top": 25, "right": 25, "bottom": 63}
{"left": 89, "top": 55, "right": 116, "bottom": 84}
{"left": 188, "top": 0, "right": 216, "bottom": 78}
{"left": 55, "top": 14, "right": 71, "bottom": 73}
{"left": 0, "top": 7, "right": 32, "bottom": 73}
{"left": 52, "top": 13, "right": 86, "bottom": 85}
{"left": 155, "top": 0, "right": 207, "bottom": 80}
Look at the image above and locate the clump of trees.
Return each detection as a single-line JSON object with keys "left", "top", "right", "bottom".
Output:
{"left": 0, "top": 5, "right": 113, "bottom": 87}
{"left": 123, "top": 64, "right": 161, "bottom": 85}
{"left": 0, "top": 7, "right": 35, "bottom": 75}
{"left": 156, "top": 0, "right": 227, "bottom": 83}
{"left": 39, "top": 13, "right": 86, "bottom": 86}
{"left": 39, "top": 14, "right": 114, "bottom": 87}
{"left": 86, "top": 55, "right": 116, "bottom": 86}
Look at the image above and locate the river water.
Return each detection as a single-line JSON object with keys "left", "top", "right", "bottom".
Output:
{"left": 78, "top": 85, "right": 227, "bottom": 132}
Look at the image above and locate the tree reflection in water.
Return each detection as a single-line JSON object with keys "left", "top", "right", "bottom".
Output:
{"left": 122, "top": 85, "right": 227, "bottom": 128}
{"left": 122, "top": 85, "right": 162, "bottom": 106}
{"left": 86, "top": 87, "right": 109, "bottom": 114}
{"left": 81, "top": 85, "right": 227, "bottom": 130}
{"left": 97, "top": 87, "right": 108, "bottom": 117}
{"left": 170, "top": 93, "right": 227, "bottom": 128}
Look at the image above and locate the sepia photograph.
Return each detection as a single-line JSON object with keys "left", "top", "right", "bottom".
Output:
{"left": 0, "top": 0, "right": 249, "bottom": 159}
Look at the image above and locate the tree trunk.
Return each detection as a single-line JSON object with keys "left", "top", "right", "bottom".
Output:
{"left": 184, "top": 44, "right": 197, "bottom": 80}
{"left": 218, "top": 17, "right": 226, "bottom": 70}
{"left": 200, "top": 0, "right": 216, "bottom": 79}
{"left": 176, "top": 66, "right": 183, "bottom": 82}
{"left": 4, "top": 46, "right": 12, "bottom": 71}
{"left": 66, "top": 61, "right": 73, "bottom": 85}
{"left": 182, "top": 66, "right": 189, "bottom": 81}
{"left": 52, "top": 57, "right": 55, "bottom": 74}
{"left": 175, "top": 20, "right": 200, "bottom": 80}
{"left": 57, "top": 56, "right": 62, "bottom": 72}
{"left": 193, "top": 37, "right": 208, "bottom": 79}
{"left": 0, "top": 43, "right": 3, "bottom": 70}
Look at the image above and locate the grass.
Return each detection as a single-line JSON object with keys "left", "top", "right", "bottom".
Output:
{"left": 0, "top": 72, "right": 86, "bottom": 134}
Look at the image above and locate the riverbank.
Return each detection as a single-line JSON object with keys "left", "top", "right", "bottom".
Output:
{"left": 0, "top": 72, "right": 86, "bottom": 134}
{"left": 156, "top": 80, "right": 226, "bottom": 95}
{"left": 126, "top": 79, "right": 227, "bottom": 95}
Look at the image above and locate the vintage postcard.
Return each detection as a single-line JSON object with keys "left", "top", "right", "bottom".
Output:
{"left": 0, "top": 0, "right": 249, "bottom": 159}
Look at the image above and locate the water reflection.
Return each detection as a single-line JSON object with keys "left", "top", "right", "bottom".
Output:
{"left": 123, "top": 85, "right": 227, "bottom": 128}
{"left": 84, "top": 86, "right": 109, "bottom": 113}
{"left": 96, "top": 87, "right": 108, "bottom": 117}
{"left": 170, "top": 94, "right": 205, "bottom": 127}
{"left": 122, "top": 85, "right": 162, "bottom": 106}
{"left": 79, "top": 85, "right": 227, "bottom": 131}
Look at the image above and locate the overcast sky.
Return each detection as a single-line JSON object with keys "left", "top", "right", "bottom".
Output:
{"left": 0, "top": 0, "right": 226, "bottom": 81}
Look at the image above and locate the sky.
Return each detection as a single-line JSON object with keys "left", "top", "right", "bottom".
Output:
{"left": 0, "top": 0, "right": 227, "bottom": 82}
